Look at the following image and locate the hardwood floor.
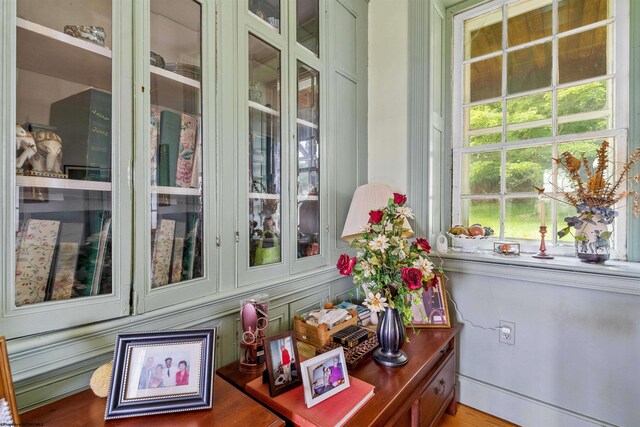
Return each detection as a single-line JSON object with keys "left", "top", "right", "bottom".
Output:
{"left": 438, "top": 404, "right": 519, "bottom": 427}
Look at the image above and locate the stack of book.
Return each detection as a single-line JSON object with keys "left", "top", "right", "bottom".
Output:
{"left": 14, "top": 215, "right": 112, "bottom": 306}
{"left": 334, "top": 301, "right": 371, "bottom": 326}
{"left": 150, "top": 214, "right": 201, "bottom": 288}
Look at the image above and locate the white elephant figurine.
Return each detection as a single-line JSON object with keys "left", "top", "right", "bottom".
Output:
{"left": 15, "top": 124, "right": 37, "bottom": 169}
{"left": 29, "top": 130, "right": 63, "bottom": 174}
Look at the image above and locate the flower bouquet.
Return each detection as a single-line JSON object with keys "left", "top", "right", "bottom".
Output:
{"left": 538, "top": 140, "right": 640, "bottom": 262}
{"left": 336, "top": 193, "right": 442, "bottom": 327}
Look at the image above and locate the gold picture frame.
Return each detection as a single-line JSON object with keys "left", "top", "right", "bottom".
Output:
{"left": 0, "top": 336, "right": 20, "bottom": 425}
{"left": 410, "top": 274, "right": 451, "bottom": 328}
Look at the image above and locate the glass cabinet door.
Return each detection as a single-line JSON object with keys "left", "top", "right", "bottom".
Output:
{"left": 297, "top": 0, "right": 319, "bottom": 56}
{"left": 149, "top": 0, "right": 204, "bottom": 289}
{"left": 248, "top": 34, "right": 282, "bottom": 268}
{"left": 296, "top": 62, "right": 320, "bottom": 258}
{"left": 14, "top": 0, "right": 114, "bottom": 306}
{"left": 249, "top": 0, "right": 281, "bottom": 31}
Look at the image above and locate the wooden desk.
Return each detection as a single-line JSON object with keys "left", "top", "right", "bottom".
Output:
{"left": 21, "top": 374, "right": 284, "bottom": 427}
{"left": 218, "top": 324, "right": 461, "bottom": 427}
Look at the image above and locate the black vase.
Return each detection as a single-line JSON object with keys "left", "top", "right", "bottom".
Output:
{"left": 373, "top": 307, "right": 408, "bottom": 367}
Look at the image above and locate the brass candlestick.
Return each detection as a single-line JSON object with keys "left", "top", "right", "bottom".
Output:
{"left": 532, "top": 225, "right": 554, "bottom": 259}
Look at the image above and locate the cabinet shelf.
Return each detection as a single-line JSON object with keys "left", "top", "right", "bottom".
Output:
{"left": 249, "top": 192, "right": 279, "bottom": 200}
{"left": 17, "top": 18, "right": 112, "bottom": 89}
{"left": 16, "top": 175, "right": 111, "bottom": 191}
{"left": 249, "top": 100, "right": 280, "bottom": 117}
{"left": 296, "top": 118, "right": 318, "bottom": 129}
{"left": 151, "top": 186, "right": 201, "bottom": 196}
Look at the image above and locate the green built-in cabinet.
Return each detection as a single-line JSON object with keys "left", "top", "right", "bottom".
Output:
{"left": 0, "top": 0, "right": 368, "bottom": 410}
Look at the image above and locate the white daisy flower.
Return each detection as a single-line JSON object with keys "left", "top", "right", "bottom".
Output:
{"left": 412, "top": 257, "right": 434, "bottom": 278}
{"left": 362, "top": 291, "right": 389, "bottom": 313}
{"left": 368, "top": 235, "right": 390, "bottom": 253}
{"left": 396, "top": 206, "right": 415, "bottom": 219}
{"left": 360, "top": 260, "right": 375, "bottom": 278}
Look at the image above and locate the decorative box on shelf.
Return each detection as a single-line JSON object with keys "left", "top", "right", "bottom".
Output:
{"left": 294, "top": 310, "right": 357, "bottom": 348}
{"left": 493, "top": 241, "right": 520, "bottom": 256}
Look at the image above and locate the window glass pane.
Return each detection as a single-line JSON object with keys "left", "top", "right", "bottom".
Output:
{"left": 464, "top": 9, "right": 502, "bottom": 60}
{"left": 467, "top": 102, "right": 502, "bottom": 130}
{"left": 557, "top": 80, "right": 610, "bottom": 137}
{"left": 507, "top": 42, "right": 552, "bottom": 94}
{"left": 463, "top": 151, "right": 501, "bottom": 194}
{"left": 506, "top": 125, "right": 552, "bottom": 142}
{"left": 150, "top": 0, "right": 203, "bottom": 288}
{"left": 559, "top": 0, "right": 610, "bottom": 33}
{"left": 249, "top": 35, "right": 282, "bottom": 267}
{"left": 297, "top": 0, "right": 319, "bottom": 56}
{"left": 507, "top": 0, "right": 552, "bottom": 48}
{"left": 506, "top": 145, "right": 552, "bottom": 193}
{"left": 558, "top": 118, "right": 608, "bottom": 135}
{"left": 465, "top": 56, "right": 502, "bottom": 103}
{"left": 469, "top": 133, "right": 502, "bottom": 147}
{"left": 462, "top": 199, "right": 500, "bottom": 234}
{"left": 505, "top": 198, "right": 541, "bottom": 239}
{"left": 507, "top": 92, "right": 551, "bottom": 124}
{"left": 558, "top": 26, "right": 609, "bottom": 85}
{"left": 15, "top": 0, "right": 113, "bottom": 306}
{"left": 249, "top": 0, "right": 280, "bottom": 31}
{"left": 297, "top": 62, "right": 320, "bottom": 259}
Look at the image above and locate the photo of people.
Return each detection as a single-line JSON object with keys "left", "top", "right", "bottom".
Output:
{"left": 311, "top": 355, "right": 345, "bottom": 398}
{"left": 137, "top": 355, "right": 190, "bottom": 390}
{"left": 300, "top": 347, "right": 350, "bottom": 408}
{"left": 124, "top": 341, "right": 202, "bottom": 401}
{"left": 264, "top": 332, "right": 302, "bottom": 397}
{"left": 269, "top": 336, "right": 297, "bottom": 387}
{"left": 410, "top": 275, "right": 451, "bottom": 328}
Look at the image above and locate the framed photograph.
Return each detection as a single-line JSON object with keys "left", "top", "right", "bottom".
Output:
{"left": 0, "top": 337, "right": 20, "bottom": 426}
{"left": 410, "top": 274, "right": 451, "bottom": 328}
{"left": 299, "top": 347, "right": 350, "bottom": 408}
{"left": 105, "top": 329, "right": 216, "bottom": 420}
{"left": 264, "top": 331, "right": 302, "bottom": 397}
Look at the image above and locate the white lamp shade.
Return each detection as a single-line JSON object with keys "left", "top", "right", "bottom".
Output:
{"left": 341, "top": 183, "right": 414, "bottom": 242}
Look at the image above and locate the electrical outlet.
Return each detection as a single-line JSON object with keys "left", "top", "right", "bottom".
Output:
{"left": 499, "top": 320, "right": 515, "bottom": 345}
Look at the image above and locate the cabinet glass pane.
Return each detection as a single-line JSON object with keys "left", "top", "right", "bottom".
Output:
{"left": 15, "top": 0, "right": 113, "bottom": 306}
{"left": 297, "top": 62, "right": 320, "bottom": 259}
{"left": 297, "top": 0, "right": 319, "bottom": 56}
{"left": 249, "top": 35, "right": 282, "bottom": 267}
{"left": 249, "top": 0, "right": 281, "bottom": 31}
{"left": 150, "top": 0, "right": 203, "bottom": 288}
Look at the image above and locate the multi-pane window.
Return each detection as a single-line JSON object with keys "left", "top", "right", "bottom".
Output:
{"left": 452, "top": 0, "right": 628, "bottom": 254}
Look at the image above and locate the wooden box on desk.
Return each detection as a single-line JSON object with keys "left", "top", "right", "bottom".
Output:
{"left": 294, "top": 310, "right": 357, "bottom": 348}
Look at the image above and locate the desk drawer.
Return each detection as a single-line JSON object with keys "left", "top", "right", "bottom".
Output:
{"left": 418, "top": 353, "right": 455, "bottom": 426}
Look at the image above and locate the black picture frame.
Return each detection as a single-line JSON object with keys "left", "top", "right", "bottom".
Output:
{"left": 105, "top": 329, "right": 216, "bottom": 420}
{"left": 263, "top": 331, "right": 302, "bottom": 397}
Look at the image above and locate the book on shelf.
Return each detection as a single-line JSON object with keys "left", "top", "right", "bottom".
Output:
{"left": 245, "top": 375, "right": 374, "bottom": 427}
{"left": 334, "top": 302, "right": 371, "bottom": 326}
{"left": 15, "top": 220, "right": 61, "bottom": 306}
{"left": 190, "top": 132, "right": 202, "bottom": 189}
{"left": 90, "top": 217, "right": 112, "bottom": 296}
{"left": 157, "top": 110, "right": 181, "bottom": 186}
{"left": 150, "top": 105, "right": 161, "bottom": 186}
{"left": 151, "top": 219, "right": 176, "bottom": 287}
{"left": 50, "top": 88, "right": 112, "bottom": 182}
{"left": 74, "top": 211, "right": 107, "bottom": 297}
{"left": 49, "top": 222, "right": 84, "bottom": 301}
{"left": 170, "top": 221, "right": 187, "bottom": 284}
{"left": 182, "top": 213, "right": 200, "bottom": 281}
{"left": 175, "top": 113, "right": 197, "bottom": 188}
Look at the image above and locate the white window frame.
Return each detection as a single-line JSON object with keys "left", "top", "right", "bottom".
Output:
{"left": 452, "top": 0, "right": 630, "bottom": 257}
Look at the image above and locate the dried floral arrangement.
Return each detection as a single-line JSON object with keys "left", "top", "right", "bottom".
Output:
{"left": 537, "top": 141, "right": 640, "bottom": 238}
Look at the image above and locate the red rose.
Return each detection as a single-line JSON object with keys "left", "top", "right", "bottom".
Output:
{"left": 425, "top": 275, "right": 439, "bottom": 290}
{"left": 369, "top": 210, "right": 384, "bottom": 224}
{"left": 393, "top": 193, "right": 407, "bottom": 206}
{"left": 336, "top": 254, "right": 356, "bottom": 276}
{"left": 415, "top": 238, "right": 431, "bottom": 253}
{"left": 401, "top": 267, "right": 423, "bottom": 290}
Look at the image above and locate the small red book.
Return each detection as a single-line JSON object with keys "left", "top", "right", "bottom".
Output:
{"left": 246, "top": 375, "right": 374, "bottom": 427}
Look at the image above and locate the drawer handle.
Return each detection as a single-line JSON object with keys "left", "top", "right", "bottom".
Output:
{"left": 434, "top": 379, "right": 446, "bottom": 396}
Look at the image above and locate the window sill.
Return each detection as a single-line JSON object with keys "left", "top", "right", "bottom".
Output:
{"left": 438, "top": 250, "right": 640, "bottom": 295}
